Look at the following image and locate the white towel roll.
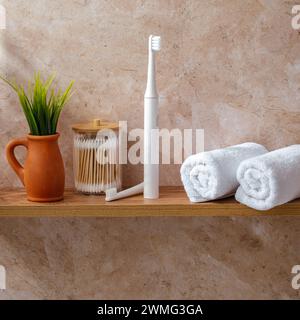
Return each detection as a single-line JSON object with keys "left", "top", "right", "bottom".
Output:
{"left": 180, "top": 143, "right": 268, "bottom": 202}
{"left": 236, "top": 144, "right": 300, "bottom": 210}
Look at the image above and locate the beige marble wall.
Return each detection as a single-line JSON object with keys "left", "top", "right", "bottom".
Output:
{"left": 0, "top": 217, "right": 299, "bottom": 300}
{"left": 1, "top": 0, "right": 300, "bottom": 187}
{"left": 0, "top": 0, "right": 300, "bottom": 299}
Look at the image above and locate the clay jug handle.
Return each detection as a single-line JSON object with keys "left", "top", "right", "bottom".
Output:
{"left": 6, "top": 137, "right": 28, "bottom": 186}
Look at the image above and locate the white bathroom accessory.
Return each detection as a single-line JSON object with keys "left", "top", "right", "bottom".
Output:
{"left": 144, "top": 35, "right": 161, "bottom": 199}
{"left": 236, "top": 144, "right": 300, "bottom": 210}
{"left": 105, "top": 182, "right": 144, "bottom": 201}
{"left": 181, "top": 143, "right": 268, "bottom": 202}
{"left": 105, "top": 35, "right": 161, "bottom": 202}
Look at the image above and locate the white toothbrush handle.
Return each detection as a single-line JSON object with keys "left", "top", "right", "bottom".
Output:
{"left": 144, "top": 97, "right": 159, "bottom": 199}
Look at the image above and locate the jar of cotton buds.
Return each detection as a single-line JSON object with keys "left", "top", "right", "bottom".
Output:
{"left": 72, "top": 119, "right": 122, "bottom": 195}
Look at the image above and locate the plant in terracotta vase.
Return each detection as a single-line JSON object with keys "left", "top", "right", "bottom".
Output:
{"left": 2, "top": 73, "right": 74, "bottom": 202}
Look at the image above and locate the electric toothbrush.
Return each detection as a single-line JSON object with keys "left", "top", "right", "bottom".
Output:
{"left": 144, "top": 35, "right": 161, "bottom": 199}
{"left": 105, "top": 35, "right": 161, "bottom": 202}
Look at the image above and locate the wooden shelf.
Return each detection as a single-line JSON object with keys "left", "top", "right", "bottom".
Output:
{"left": 0, "top": 187, "right": 299, "bottom": 217}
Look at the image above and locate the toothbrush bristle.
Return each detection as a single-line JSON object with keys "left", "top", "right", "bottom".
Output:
{"left": 105, "top": 187, "right": 117, "bottom": 199}
{"left": 106, "top": 188, "right": 117, "bottom": 195}
{"left": 151, "top": 35, "right": 161, "bottom": 51}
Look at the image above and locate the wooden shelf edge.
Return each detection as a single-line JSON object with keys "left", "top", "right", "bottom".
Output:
{"left": 0, "top": 187, "right": 299, "bottom": 217}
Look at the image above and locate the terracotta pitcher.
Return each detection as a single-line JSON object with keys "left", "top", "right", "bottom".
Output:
{"left": 6, "top": 133, "right": 65, "bottom": 202}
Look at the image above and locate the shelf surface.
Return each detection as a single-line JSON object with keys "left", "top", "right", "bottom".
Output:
{"left": 0, "top": 187, "right": 299, "bottom": 217}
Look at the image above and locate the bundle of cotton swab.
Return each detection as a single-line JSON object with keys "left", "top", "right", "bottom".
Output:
{"left": 73, "top": 133, "right": 121, "bottom": 194}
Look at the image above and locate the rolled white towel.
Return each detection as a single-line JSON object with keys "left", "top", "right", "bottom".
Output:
{"left": 180, "top": 143, "right": 268, "bottom": 202}
{"left": 236, "top": 144, "right": 300, "bottom": 210}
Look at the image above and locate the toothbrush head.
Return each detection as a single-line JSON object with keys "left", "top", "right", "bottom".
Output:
{"left": 150, "top": 35, "right": 161, "bottom": 52}
{"left": 105, "top": 187, "right": 117, "bottom": 201}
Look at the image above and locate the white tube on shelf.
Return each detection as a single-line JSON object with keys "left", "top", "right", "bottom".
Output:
{"left": 144, "top": 97, "right": 159, "bottom": 199}
{"left": 143, "top": 35, "right": 161, "bottom": 200}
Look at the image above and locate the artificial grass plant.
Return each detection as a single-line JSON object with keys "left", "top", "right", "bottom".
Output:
{"left": 1, "top": 73, "right": 74, "bottom": 135}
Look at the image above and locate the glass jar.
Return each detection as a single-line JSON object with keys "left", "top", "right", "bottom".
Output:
{"left": 72, "top": 119, "right": 121, "bottom": 194}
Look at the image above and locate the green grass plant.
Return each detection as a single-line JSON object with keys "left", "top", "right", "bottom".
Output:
{"left": 1, "top": 73, "right": 74, "bottom": 135}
